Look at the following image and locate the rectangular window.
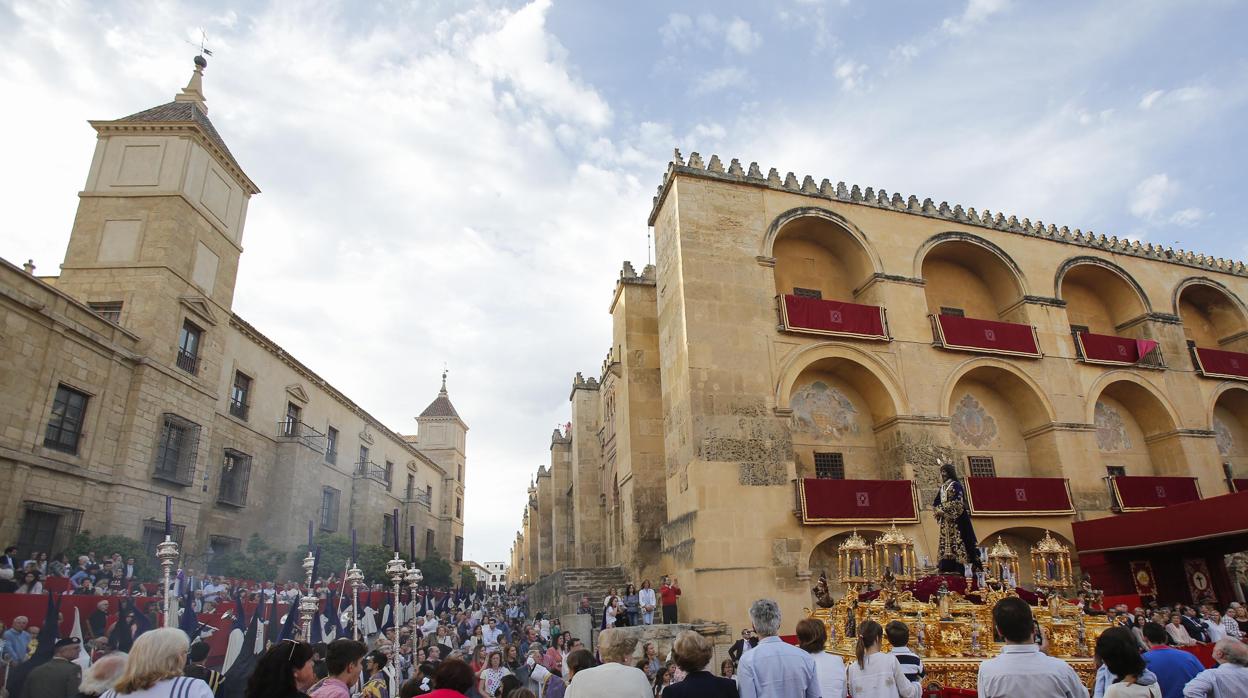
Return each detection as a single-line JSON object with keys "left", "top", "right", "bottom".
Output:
{"left": 88, "top": 301, "right": 123, "bottom": 324}
{"left": 457, "top": 464, "right": 463, "bottom": 482}
{"left": 141, "top": 520, "right": 186, "bottom": 559}
{"left": 217, "top": 449, "right": 252, "bottom": 507}
{"left": 153, "top": 414, "right": 201, "bottom": 486}
{"left": 1070, "top": 324, "right": 1090, "bottom": 335}
{"left": 426, "top": 529, "right": 436, "bottom": 557}
{"left": 16, "top": 502, "right": 82, "bottom": 561}
{"left": 454, "top": 536, "right": 464, "bottom": 562}
{"left": 967, "top": 456, "right": 997, "bottom": 478}
{"left": 357, "top": 445, "right": 370, "bottom": 476}
{"left": 426, "top": 484, "right": 433, "bottom": 505}
{"left": 1106, "top": 465, "right": 1126, "bottom": 478}
{"left": 939, "top": 307, "right": 965, "bottom": 318}
{"left": 456, "top": 497, "right": 463, "bottom": 519}
{"left": 384, "top": 460, "right": 394, "bottom": 487}
{"left": 406, "top": 474, "right": 415, "bottom": 501}
{"left": 382, "top": 513, "right": 394, "bottom": 548}
{"left": 229, "top": 372, "right": 251, "bottom": 420}
{"left": 793, "top": 287, "right": 823, "bottom": 300}
{"left": 283, "top": 402, "right": 302, "bottom": 436}
{"left": 44, "top": 384, "right": 89, "bottom": 454}
{"left": 325, "top": 427, "right": 339, "bottom": 464}
{"left": 813, "top": 452, "right": 845, "bottom": 480}
{"left": 176, "top": 320, "right": 202, "bottom": 375}
{"left": 320, "top": 487, "right": 340, "bottom": 532}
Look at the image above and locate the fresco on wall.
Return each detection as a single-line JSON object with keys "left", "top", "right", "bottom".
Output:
{"left": 1095, "top": 401, "right": 1133, "bottom": 452}
{"left": 951, "top": 394, "right": 997, "bottom": 448}
{"left": 1215, "top": 417, "right": 1235, "bottom": 457}
{"left": 791, "top": 380, "right": 860, "bottom": 440}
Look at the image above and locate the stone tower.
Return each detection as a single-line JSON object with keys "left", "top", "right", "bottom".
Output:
{"left": 415, "top": 372, "right": 468, "bottom": 562}
{"left": 56, "top": 55, "right": 259, "bottom": 377}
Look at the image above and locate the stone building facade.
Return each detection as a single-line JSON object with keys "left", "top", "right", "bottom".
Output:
{"left": 512, "top": 150, "right": 1248, "bottom": 627}
{"left": 0, "top": 59, "right": 467, "bottom": 578}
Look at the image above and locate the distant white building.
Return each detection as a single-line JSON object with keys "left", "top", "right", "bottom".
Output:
{"left": 483, "top": 561, "right": 508, "bottom": 591}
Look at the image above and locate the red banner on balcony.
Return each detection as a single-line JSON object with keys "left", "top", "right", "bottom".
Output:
{"left": 798, "top": 478, "right": 918, "bottom": 524}
{"left": 1232, "top": 479, "right": 1248, "bottom": 493}
{"left": 1112, "top": 476, "right": 1202, "bottom": 511}
{"left": 965, "top": 477, "right": 1074, "bottom": 516}
{"left": 781, "top": 295, "right": 888, "bottom": 340}
{"left": 1194, "top": 347, "right": 1248, "bottom": 380}
{"left": 1076, "top": 332, "right": 1159, "bottom": 366}
{"left": 933, "top": 314, "right": 1040, "bottom": 357}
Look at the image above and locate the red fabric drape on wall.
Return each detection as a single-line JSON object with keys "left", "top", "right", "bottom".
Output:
{"left": 965, "top": 477, "right": 1073, "bottom": 515}
{"left": 799, "top": 479, "right": 917, "bottom": 523}
{"left": 1073, "top": 490, "right": 1248, "bottom": 553}
{"left": 1077, "top": 332, "right": 1158, "bottom": 365}
{"left": 935, "top": 314, "right": 1040, "bottom": 357}
{"left": 1195, "top": 347, "right": 1248, "bottom": 379}
{"left": 781, "top": 295, "right": 887, "bottom": 339}
{"left": 1112, "top": 476, "right": 1201, "bottom": 510}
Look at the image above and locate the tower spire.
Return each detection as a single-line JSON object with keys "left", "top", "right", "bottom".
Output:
{"left": 174, "top": 54, "right": 208, "bottom": 113}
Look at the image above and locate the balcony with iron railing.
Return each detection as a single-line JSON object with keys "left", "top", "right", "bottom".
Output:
{"left": 175, "top": 348, "right": 199, "bottom": 375}
{"left": 354, "top": 460, "right": 390, "bottom": 486}
{"left": 276, "top": 420, "right": 326, "bottom": 453}
{"left": 228, "top": 398, "right": 249, "bottom": 421}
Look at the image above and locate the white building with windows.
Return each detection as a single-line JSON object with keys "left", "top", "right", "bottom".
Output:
{"left": 482, "top": 561, "right": 508, "bottom": 591}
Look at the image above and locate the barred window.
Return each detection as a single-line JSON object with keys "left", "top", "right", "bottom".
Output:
{"left": 939, "top": 307, "right": 965, "bottom": 317}
{"left": 141, "top": 520, "right": 186, "bottom": 558}
{"left": 793, "top": 287, "right": 823, "bottom": 299}
{"left": 17, "top": 502, "right": 83, "bottom": 560}
{"left": 153, "top": 414, "right": 201, "bottom": 486}
{"left": 967, "top": 456, "right": 997, "bottom": 478}
{"left": 88, "top": 301, "right": 123, "bottom": 324}
{"left": 814, "top": 452, "right": 845, "bottom": 480}
{"left": 325, "top": 426, "right": 339, "bottom": 464}
{"left": 320, "top": 487, "right": 340, "bottom": 532}
{"left": 229, "top": 372, "right": 251, "bottom": 420}
{"left": 217, "top": 449, "right": 252, "bottom": 507}
{"left": 44, "top": 384, "right": 89, "bottom": 454}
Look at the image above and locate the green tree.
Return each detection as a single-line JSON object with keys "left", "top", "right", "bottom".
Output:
{"left": 215, "top": 534, "right": 287, "bottom": 580}
{"left": 459, "top": 566, "right": 477, "bottom": 589}
{"left": 420, "top": 555, "right": 453, "bottom": 588}
{"left": 64, "top": 531, "right": 155, "bottom": 580}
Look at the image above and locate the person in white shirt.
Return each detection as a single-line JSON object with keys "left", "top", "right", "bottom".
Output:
{"left": 797, "top": 617, "right": 846, "bottom": 698}
{"left": 1218, "top": 608, "right": 1243, "bottom": 640}
{"left": 482, "top": 617, "right": 503, "bottom": 650}
{"left": 847, "top": 620, "right": 920, "bottom": 698}
{"left": 1182, "top": 637, "right": 1248, "bottom": 697}
{"left": 564, "top": 628, "right": 652, "bottom": 698}
{"left": 638, "top": 580, "right": 658, "bottom": 626}
{"left": 978, "top": 597, "right": 1088, "bottom": 698}
{"left": 737, "top": 598, "right": 819, "bottom": 698}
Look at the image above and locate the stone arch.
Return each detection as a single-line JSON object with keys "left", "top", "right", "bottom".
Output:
{"left": 1174, "top": 277, "right": 1248, "bottom": 349}
{"left": 942, "top": 359, "right": 1057, "bottom": 478}
{"left": 1087, "top": 374, "right": 1183, "bottom": 477}
{"left": 915, "top": 232, "right": 1030, "bottom": 320}
{"left": 765, "top": 207, "right": 883, "bottom": 301}
{"left": 1055, "top": 256, "right": 1153, "bottom": 331}
{"left": 1211, "top": 384, "right": 1248, "bottom": 478}
{"left": 776, "top": 342, "right": 908, "bottom": 421}
{"left": 807, "top": 528, "right": 887, "bottom": 591}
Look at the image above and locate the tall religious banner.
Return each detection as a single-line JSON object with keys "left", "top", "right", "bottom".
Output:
{"left": 1184, "top": 558, "right": 1216, "bottom": 603}
{"left": 1130, "top": 561, "right": 1157, "bottom": 597}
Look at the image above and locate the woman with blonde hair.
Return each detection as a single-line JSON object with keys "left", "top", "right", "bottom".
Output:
{"left": 101, "top": 628, "right": 213, "bottom": 697}
{"left": 78, "top": 652, "right": 128, "bottom": 697}
{"left": 846, "top": 620, "right": 919, "bottom": 698}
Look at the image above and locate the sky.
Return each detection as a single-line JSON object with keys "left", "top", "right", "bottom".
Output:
{"left": 2, "top": 0, "right": 1247, "bottom": 564}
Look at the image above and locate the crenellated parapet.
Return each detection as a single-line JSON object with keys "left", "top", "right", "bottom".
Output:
{"left": 619, "top": 260, "right": 657, "bottom": 286}
{"left": 650, "top": 149, "right": 1246, "bottom": 277}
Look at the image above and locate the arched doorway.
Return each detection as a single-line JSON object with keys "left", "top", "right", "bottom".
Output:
{"left": 1214, "top": 387, "right": 1248, "bottom": 482}
{"left": 771, "top": 211, "right": 878, "bottom": 302}
{"left": 809, "top": 528, "right": 886, "bottom": 593}
{"left": 919, "top": 236, "right": 1027, "bottom": 323}
{"left": 944, "top": 362, "right": 1055, "bottom": 478}
{"left": 1089, "top": 377, "right": 1181, "bottom": 477}
{"left": 1177, "top": 280, "right": 1248, "bottom": 352}
{"left": 1057, "top": 260, "right": 1150, "bottom": 333}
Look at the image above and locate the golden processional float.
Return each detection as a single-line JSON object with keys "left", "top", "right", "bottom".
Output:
{"left": 807, "top": 525, "right": 1108, "bottom": 691}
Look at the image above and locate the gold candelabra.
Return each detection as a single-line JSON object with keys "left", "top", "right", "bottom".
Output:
{"left": 985, "top": 538, "right": 1020, "bottom": 589}
{"left": 874, "top": 524, "right": 918, "bottom": 584}
{"left": 837, "top": 530, "right": 871, "bottom": 590}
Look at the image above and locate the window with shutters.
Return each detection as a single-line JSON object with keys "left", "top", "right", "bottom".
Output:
{"left": 939, "top": 307, "right": 965, "bottom": 317}
{"left": 217, "top": 449, "right": 252, "bottom": 507}
{"left": 282, "top": 402, "right": 302, "bottom": 436}
{"left": 320, "top": 487, "right": 340, "bottom": 532}
{"left": 153, "top": 414, "right": 201, "bottom": 486}
{"left": 44, "top": 384, "right": 89, "bottom": 455}
{"left": 176, "top": 320, "right": 202, "bottom": 374}
{"left": 793, "top": 287, "right": 823, "bottom": 299}
{"left": 229, "top": 372, "right": 251, "bottom": 420}
{"left": 814, "top": 452, "right": 845, "bottom": 480}
{"left": 967, "top": 456, "right": 997, "bottom": 478}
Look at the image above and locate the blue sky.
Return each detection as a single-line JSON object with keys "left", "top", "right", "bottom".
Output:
{"left": 1, "top": 0, "right": 1246, "bottom": 564}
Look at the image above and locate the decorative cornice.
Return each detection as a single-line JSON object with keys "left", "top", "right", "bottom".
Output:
{"left": 648, "top": 150, "right": 1246, "bottom": 278}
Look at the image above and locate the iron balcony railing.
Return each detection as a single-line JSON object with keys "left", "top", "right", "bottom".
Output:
{"left": 276, "top": 420, "right": 326, "bottom": 452}
{"left": 175, "top": 348, "right": 199, "bottom": 375}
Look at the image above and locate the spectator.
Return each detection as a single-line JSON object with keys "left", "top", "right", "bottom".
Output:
{"left": 564, "top": 628, "right": 651, "bottom": 697}
{"left": 1219, "top": 608, "right": 1242, "bottom": 641}
{"left": 1, "top": 546, "right": 18, "bottom": 569}
{"left": 77, "top": 651, "right": 128, "bottom": 697}
{"left": 659, "top": 578, "right": 681, "bottom": 625}
{"left": 428, "top": 659, "right": 477, "bottom": 698}
{"left": 719, "top": 660, "right": 734, "bottom": 680}
{"left": 360, "top": 650, "right": 391, "bottom": 698}
{"left": 1167, "top": 613, "right": 1198, "bottom": 647}
{"left": 797, "top": 618, "right": 844, "bottom": 698}
{"left": 0, "top": 567, "right": 17, "bottom": 593}
{"left": 1095, "top": 627, "right": 1159, "bottom": 697}
{"left": 4, "top": 615, "right": 31, "bottom": 664}
{"left": 566, "top": 648, "right": 595, "bottom": 683}
{"left": 638, "top": 581, "right": 657, "bottom": 626}
{"left": 478, "top": 651, "right": 511, "bottom": 697}
{"left": 728, "top": 629, "right": 757, "bottom": 665}
{"left": 1201, "top": 611, "right": 1226, "bottom": 643}
{"left": 885, "top": 620, "right": 924, "bottom": 687}
{"left": 1179, "top": 607, "right": 1210, "bottom": 644}
{"left": 640, "top": 642, "right": 662, "bottom": 681}
{"left": 846, "top": 620, "right": 918, "bottom": 698}
{"left": 1182, "top": 637, "right": 1248, "bottom": 697}
{"left": 246, "top": 640, "right": 316, "bottom": 698}
{"left": 183, "top": 641, "right": 223, "bottom": 693}
{"left": 737, "top": 599, "right": 818, "bottom": 698}
{"left": 16, "top": 570, "right": 44, "bottom": 594}
{"left": 977, "top": 597, "right": 1088, "bottom": 698}
{"left": 108, "top": 627, "right": 214, "bottom": 697}
{"left": 23, "top": 637, "right": 83, "bottom": 698}
{"left": 310, "top": 638, "right": 367, "bottom": 698}
{"left": 661, "top": 630, "right": 737, "bottom": 698}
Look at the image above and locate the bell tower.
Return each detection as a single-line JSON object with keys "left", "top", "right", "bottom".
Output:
{"left": 56, "top": 55, "right": 259, "bottom": 381}
{"left": 415, "top": 372, "right": 468, "bottom": 563}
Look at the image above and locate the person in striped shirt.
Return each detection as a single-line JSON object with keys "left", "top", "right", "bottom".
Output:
{"left": 885, "top": 621, "right": 924, "bottom": 685}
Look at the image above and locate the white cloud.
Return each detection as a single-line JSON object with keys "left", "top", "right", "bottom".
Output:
{"left": 1139, "top": 86, "right": 1211, "bottom": 111}
{"left": 834, "top": 60, "right": 868, "bottom": 91}
{"left": 659, "top": 13, "right": 761, "bottom": 55}
{"left": 1169, "top": 208, "right": 1205, "bottom": 226}
{"left": 1129, "top": 173, "right": 1175, "bottom": 219}
{"left": 723, "top": 17, "right": 763, "bottom": 54}
{"left": 1138, "top": 90, "right": 1165, "bottom": 110}
{"left": 659, "top": 13, "right": 692, "bottom": 46}
{"left": 693, "top": 66, "right": 750, "bottom": 95}
{"left": 942, "top": 0, "right": 1010, "bottom": 35}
